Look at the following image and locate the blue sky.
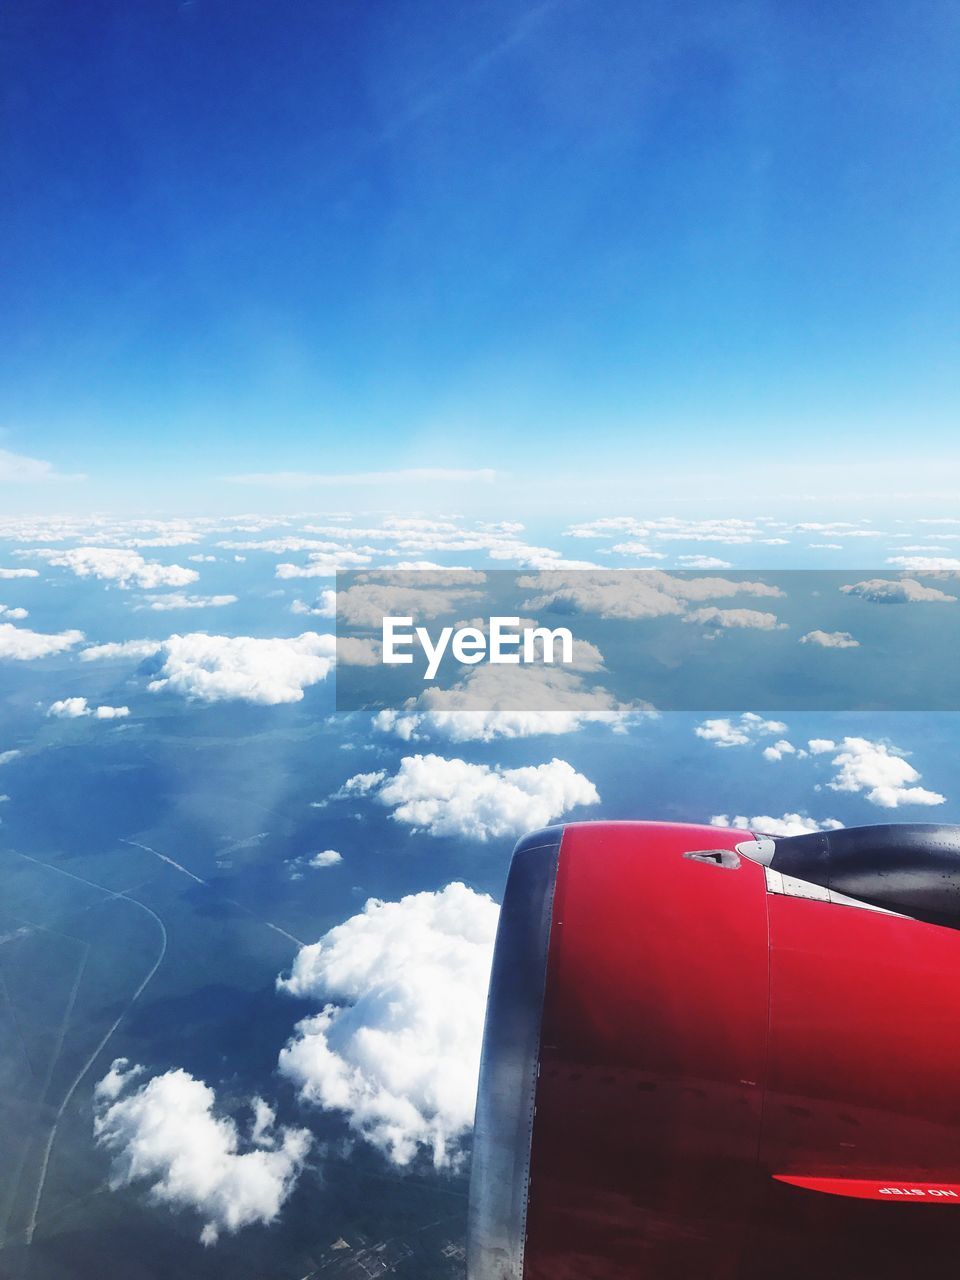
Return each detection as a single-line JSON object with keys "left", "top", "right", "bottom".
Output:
{"left": 2, "top": 0, "right": 959, "bottom": 514}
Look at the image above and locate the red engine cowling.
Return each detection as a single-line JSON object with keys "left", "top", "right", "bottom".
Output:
{"left": 467, "top": 821, "right": 960, "bottom": 1279}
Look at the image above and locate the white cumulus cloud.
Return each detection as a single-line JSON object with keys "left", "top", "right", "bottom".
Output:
{"left": 48, "top": 697, "right": 131, "bottom": 720}
{"left": 137, "top": 593, "right": 238, "bottom": 611}
{"left": 799, "top": 630, "right": 860, "bottom": 648}
{"left": 711, "top": 813, "right": 844, "bottom": 837}
{"left": 348, "top": 753, "right": 599, "bottom": 840}
{"left": 841, "top": 577, "right": 956, "bottom": 604}
{"left": 147, "top": 632, "right": 336, "bottom": 705}
{"left": 277, "top": 882, "right": 498, "bottom": 1169}
{"left": 685, "top": 606, "right": 786, "bottom": 630}
{"left": 820, "top": 736, "right": 945, "bottom": 808}
{"left": 694, "top": 713, "right": 787, "bottom": 748}
{"left": 93, "top": 1059, "right": 311, "bottom": 1246}
{"left": 0, "top": 622, "right": 85, "bottom": 660}
{"left": 29, "top": 547, "right": 199, "bottom": 590}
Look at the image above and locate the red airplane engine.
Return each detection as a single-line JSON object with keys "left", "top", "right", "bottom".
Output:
{"left": 467, "top": 821, "right": 960, "bottom": 1279}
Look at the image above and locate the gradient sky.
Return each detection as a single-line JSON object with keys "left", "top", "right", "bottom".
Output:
{"left": 2, "top": 0, "right": 959, "bottom": 513}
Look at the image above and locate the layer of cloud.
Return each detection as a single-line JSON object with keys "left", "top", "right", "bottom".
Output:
{"left": 0, "top": 567, "right": 39, "bottom": 579}
{"left": 277, "top": 882, "right": 498, "bottom": 1169}
{"left": 223, "top": 468, "right": 497, "bottom": 488}
{"left": 94, "top": 1059, "right": 311, "bottom": 1246}
{"left": 345, "top": 753, "right": 599, "bottom": 840}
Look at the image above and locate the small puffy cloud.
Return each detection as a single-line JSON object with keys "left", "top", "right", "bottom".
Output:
{"left": 277, "top": 882, "right": 499, "bottom": 1169}
{"left": 0, "top": 749, "right": 21, "bottom": 766}
{"left": 822, "top": 736, "right": 945, "bottom": 808}
{"left": 807, "top": 738, "right": 836, "bottom": 754}
{"left": 147, "top": 632, "right": 336, "bottom": 705}
{"left": 48, "top": 697, "right": 131, "bottom": 720}
{"left": 0, "top": 567, "right": 39, "bottom": 579}
{"left": 685, "top": 606, "right": 786, "bottom": 630}
{"left": 309, "top": 849, "right": 342, "bottom": 868}
{"left": 93, "top": 1059, "right": 311, "bottom": 1246}
{"left": 695, "top": 713, "right": 787, "bottom": 748}
{"left": 762, "top": 739, "right": 806, "bottom": 762}
{"left": 137, "top": 593, "right": 238, "bottom": 612}
{"left": 28, "top": 547, "right": 199, "bottom": 590}
{"left": 841, "top": 577, "right": 956, "bottom": 604}
{"left": 348, "top": 753, "right": 599, "bottom": 840}
{"left": 799, "top": 630, "right": 859, "bottom": 648}
{"left": 0, "top": 604, "right": 28, "bottom": 620}
{"left": 275, "top": 550, "right": 372, "bottom": 579}
{"left": 0, "top": 622, "right": 84, "bottom": 660}
{"left": 676, "top": 555, "right": 733, "bottom": 569}
{"left": 80, "top": 639, "right": 163, "bottom": 662}
{"left": 48, "top": 697, "right": 90, "bottom": 718}
{"left": 711, "top": 813, "right": 844, "bottom": 837}
{"left": 187, "top": 554, "right": 218, "bottom": 563}
{"left": 607, "top": 541, "right": 667, "bottom": 558}
{"left": 291, "top": 590, "right": 336, "bottom": 618}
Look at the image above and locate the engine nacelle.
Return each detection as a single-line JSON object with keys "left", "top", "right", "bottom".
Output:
{"left": 468, "top": 821, "right": 960, "bottom": 1279}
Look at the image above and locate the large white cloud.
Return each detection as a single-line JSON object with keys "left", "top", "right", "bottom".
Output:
{"left": 811, "top": 736, "right": 945, "bottom": 808}
{"left": 93, "top": 1059, "right": 311, "bottom": 1246}
{"left": 711, "top": 813, "right": 844, "bottom": 837}
{"left": 277, "top": 882, "right": 498, "bottom": 1169}
{"left": 147, "top": 632, "right": 336, "bottom": 705}
{"left": 0, "top": 621, "right": 85, "bottom": 660}
{"left": 27, "top": 547, "right": 199, "bottom": 590}
{"left": 346, "top": 753, "right": 599, "bottom": 840}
